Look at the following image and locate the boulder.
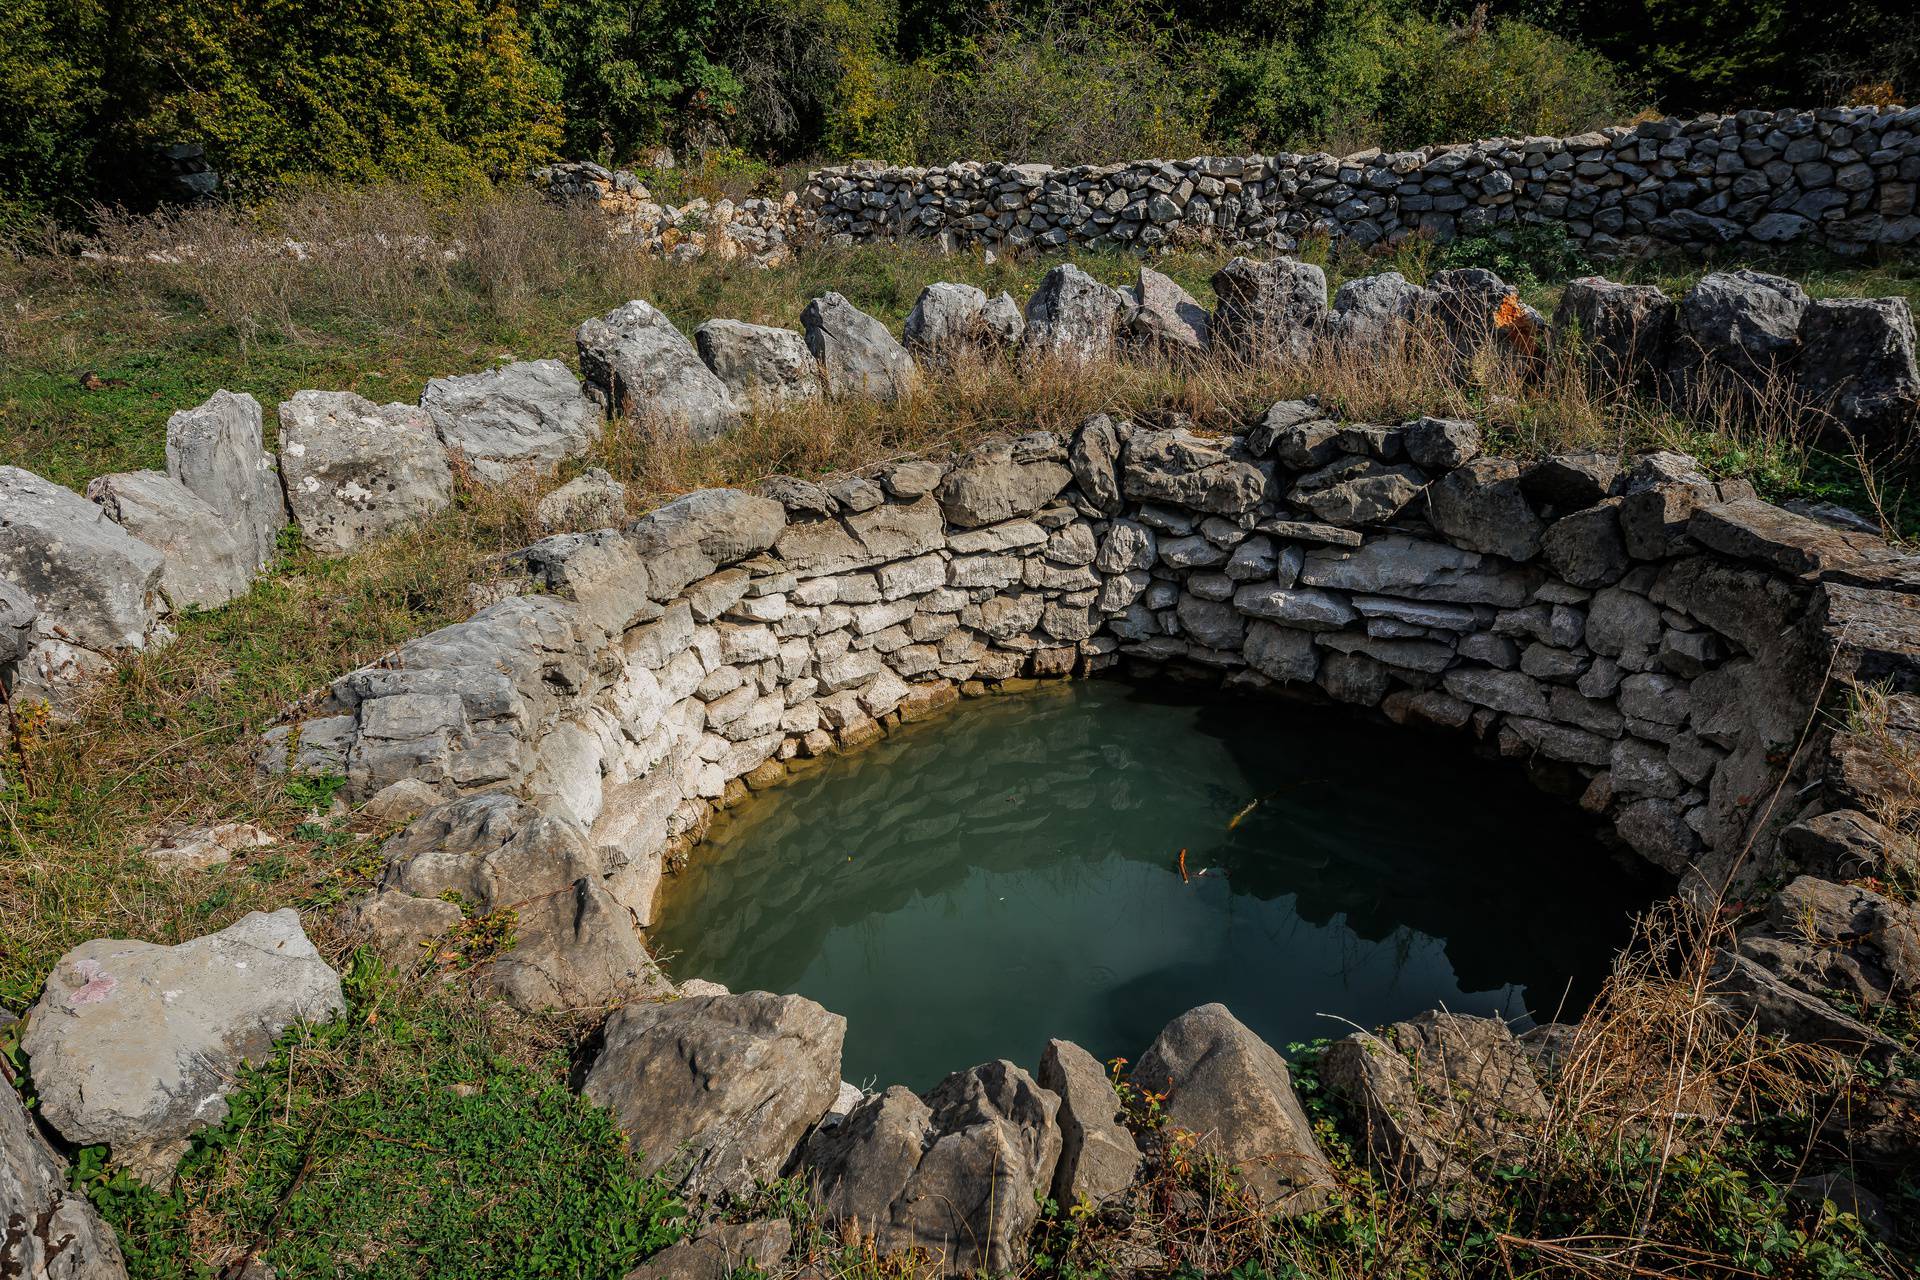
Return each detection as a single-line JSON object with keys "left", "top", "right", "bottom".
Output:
{"left": 1523, "top": 452, "right": 1620, "bottom": 514}
{"left": 803, "top": 1060, "right": 1061, "bottom": 1277}
{"left": 380, "top": 793, "right": 604, "bottom": 914}
{"left": 693, "top": 319, "right": 821, "bottom": 411}
{"left": 0, "top": 465, "right": 167, "bottom": 668}
{"left": 980, "top": 291, "right": 1026, "bottom": 348}
{"left": 1426, "top": 458, "right": 1545, "bottom": 561}
{"left": 577, "top": 299, "right": 741, "bottom": 439}
{"left": 1321, "top": 1012, "right": 1548, "bottom": 1189}
{"left": 1122, "top": 428, "right": 1267, "bottom": 516}
{"left": 21, "top": 909, "right": 345, "bottom": 1184}
{"left": 1131, "top": 1004, "right": 1335, "bottom": 1212}
{"left": 1326, "top": 271, "right": 1426, "bottom": 351}
{"left": 934, "top": 436, "right": 1073, "bottom": 528}
{"left": 1796, "top": 297, "right": 1920, "bottom": 442}
{"left": 1552, "top": 277, "right": 1673, "bottom": 386}
{"left": 474, "top": 875, "right": 673, "bottom": 1014}
{"left": 164, "top": 389, "right": 285, "bottom": 573}
{"left": 1422, "top": 268, "right": 1535, "bottom": 362}
{"left": 1, "top": 1078, "right": 128, "bottom": 1280}
{"left": 1780, "top": 808, "right": 1910, "bottom": 880}
{"left": 1403, "top": 417, "right": 1482, "bottom": 472}
{"left": 277, "top": 391, "right": 454, "bottom": 555}
{"left": 1123, "top": 266, "right": 1210, "bottom": 359}
{"left": 1541, "top": 500, "right": 1629, "bottom": 587}
{"left": 1741, "top": 876, "right": 1919, "bottom": 1010}
{"left": 1708, "top": 949, "right": 1897, "bottom": 1064}
{"left": 337, "top": 889, "right": 464, "bottom": 974}
{"left": 535, "top": 467, "right": 628, "bottom": 531}
{"left": 1038, "top": 1038, "right": 1141, "bottom": 1205}
{"left": 582, "top": 991, "right": 845, "bottom": 1198}
{"left": 1209, "top": 256, "right": 1327, "bottom": 363}
{"left": 624, "top": 1219, "right": 792, "bottom": 1280}
{"left": 86, "top": 470, "right": 253, "bottom": 609}
{"left": 802, "top": 293, "right": 917, "bottom": 402}
{"left": 420, "top": 359, "right": 601, "bottom": 482}
{"left": 904, "top": 282, "right": 1005, "bottom": 364}
{"left": 1022, "top": 264, "right": 1125, "bottom": 365}
{"left": 1670, "top": 269, "right": 1808, "bottom": 387}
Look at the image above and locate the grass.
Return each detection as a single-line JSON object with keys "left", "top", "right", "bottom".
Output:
{"left": 2, "top": 182, "right": 1919, "bottom": 1277}
{"left": 48, "top": 954, "right": 687, "bottom": 1280}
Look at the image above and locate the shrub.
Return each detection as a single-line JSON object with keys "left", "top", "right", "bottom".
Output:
{"left": 1437, "top": 222, "right": 1593, "bottom": 286}
{"left": 0, "top": 0, "right": 110, "bottom": 228}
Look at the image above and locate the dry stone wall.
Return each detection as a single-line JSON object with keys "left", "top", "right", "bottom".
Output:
{"left": 268, "top": 404, "right": 1917, "bottom": 1035}
{"left": 546, "top": 107, "right": 1920, "bottom": 260}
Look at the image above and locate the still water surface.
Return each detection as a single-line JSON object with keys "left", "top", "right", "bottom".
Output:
{"left": 654, "top": 680, "right": 1664, "bottom": 1089}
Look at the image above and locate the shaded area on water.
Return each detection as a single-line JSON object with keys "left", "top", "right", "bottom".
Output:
{"left": 653, "top": 679, "right": 1668, "bottom": 1091}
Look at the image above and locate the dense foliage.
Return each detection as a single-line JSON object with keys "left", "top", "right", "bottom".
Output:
{"left": 3, "top": 0, "right": 1917, "bottom": 225}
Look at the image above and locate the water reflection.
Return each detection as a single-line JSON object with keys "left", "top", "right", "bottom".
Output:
{"left": 653, "top": 680, "right": 1667, "bottom": 1089}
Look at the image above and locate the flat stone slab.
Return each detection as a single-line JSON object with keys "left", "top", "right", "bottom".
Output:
{"left": 22, "top": 909, "right": 345, "bottom": 1185}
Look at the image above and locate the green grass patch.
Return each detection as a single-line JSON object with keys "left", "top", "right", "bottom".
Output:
{"left": 79, "top": 955, "right": 687, "bottom": 1280}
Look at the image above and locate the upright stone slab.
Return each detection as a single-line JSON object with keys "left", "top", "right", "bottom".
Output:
{"left": 22, "top": 909, "right": 345, "bottom": 1185}
{"left": 904, "top": 282, "right": 992, "bottom": 364}
{"left": 1132, "top": 1003, "right": 1335, "bottom": 1213}
{"left": 1326, "top": 271, "right": 1427, "bottom": 351}
{"left": 582, "top": 991, "right": 845, "bottom": 1198}
{"left": 165, "top": 389, "right": 285, "bottom": 574}
{"left": 577, "top": 299, "right": 742, "bottom": 439}
{"left": 0, "top": 466, "right": 168, "bottom": 695}
{"left": 1022, "top": 264, "right": 1125, "bottom": 365}
{"left": 1670, "top": 269, "right": 1809, "bottom": 391}
{"left": 86, "top": 469, "right": 253, "bottom": 609}
{"left": 1797, "top": 297, "right": 1920, "bottom": 443}
{"left": 802, "top": 292, "right": 917, "bottom": 402}
{"left": 694, "top": 318, "right": 821, "bottom": 410}
{"left": 1210, "top": 256, "right": 1327, "bottom": 364}
{"left": 1122, "top": 266, "right": 1210, "bottom": 359}
{"left": 277, "top": 391, "right": 454, "bottom": 555}
{"left": 420, "top": 358, "right": 601, "bottom": 482}
{"left": 1552, "top": 277, "right": 1674, "bottom": 386}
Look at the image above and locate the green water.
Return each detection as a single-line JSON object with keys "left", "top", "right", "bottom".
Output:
{"left": 653, "top": 680, "right": 1666, "bottom": 1090}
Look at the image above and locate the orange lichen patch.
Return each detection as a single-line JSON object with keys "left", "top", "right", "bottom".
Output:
{"left": 1495, "top": 293, "right": 1538, "bottom": 358}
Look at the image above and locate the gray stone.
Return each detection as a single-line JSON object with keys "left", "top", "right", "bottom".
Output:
{"left": 337, "top": 889, "right": 463, "bottom": 973}
{"left": 1289, "top": 457, "right": 1424, "bottom": 526}
{"left": 477, "top": 875, "right": 672, "bottom": 1014}
{"left": 583, "top": 991, "right": 845, "bottom": 1198}
{"left": 1403, "top": 417, "right": 1481, "bottom": 471}
{"left": 1321, "top": 1012, "right": 1547, "bottom": 1190}
{"left": 803, "top": 1061, "right": 1061, "bottom": 1277}
{"left": 1, "top": 1077, "right": 128, "bottom": 1279}
{"left": 1124, "top": 266, "right": 1210, "bottom": 358}
{"left": 86, "top": 470, "right": 252, "bottom": 609}
{"left": 0, "top": 580, "right": 34, "bottom": 689}
{"left": 1523, "top": 453, "right": 1620, "bottom": 513}
{"left": 981, "top": 291, "right": 1026, "bottom": 347}
{"left": 1038, "top": 1038, "right": 1142, "bottom": 1205}
{"left": 277, "top": 391, "right": 453, "bottom": 555}
{"left": 1426, "top": 458, "right": 1544, "bottom": 560}
{"left": 1327, "top": 271, "right": 1426, "bottom": 350}
{"left": 904, "top": 282, "right": 991, "bottom": 363}
{"left": 1542, "top": 501, "right": 1629, "bottom": 587}
{"left": 1671, "top": 269, "right": 1809, "bottom": 385}
{"left": 1243, "top": 621, "right": 1319, "bottom": 681}
{"left": 578, "top": 299, "right": 741, "bottom": 439}
{"left": 1123, "top": 428, "right": 1267, "bottom": 516}
{"left": 694, "top": 319, "right": 821, "bottom": 411}
{"left": 1796, "top": 297, "right": 1920, "bottom": 442}
{"left": 1210, "top": 256, "right": 1327, "bottom": 363}
{"left": 1132, "top": 1004, "right": 1335, "bottom": 1212}
{"left": 624, "top": 1220, "right": 793, "bottom": 1280}
{"left": 1234, "top": 584, "right": 1354, "bottom": 630}
{"left": 22, "top": 909, "right": 345, "bottom": 1184}
{"left": 1022, "top": 264, "right": 1125, "bottom": 365}
{"left": 535, "top": 467, "right": 627, "bottom": 531}
{"left": 420, "top": 359, "right": 600, "bottom": 481}
{"left": 936, "top": 438, "right": 1073, "bottom": 528}
{"left": 0, "top": 465, "right": 167, "bottom": 667}
{"left": 165, "top": 389, "right": 285, "bottom": 573}
{"left": 1781, "top": 809, "right": 1909, "bottom": 880}
{"left": 1552, "top": 277, "right": 1673, "bottom": 384}
{"left": 1070, "top": 413, "right": 1124, "bottom": 514}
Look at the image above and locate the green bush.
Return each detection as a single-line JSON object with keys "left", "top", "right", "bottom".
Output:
{"left": 130, "top": 0, "right": 561, "bottom": 197}
{"left": 1437, "top": 222, "right": 1593, "bottom": 286}
{"left": 0, "top": 0, "right": 110, "bottom": 228}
